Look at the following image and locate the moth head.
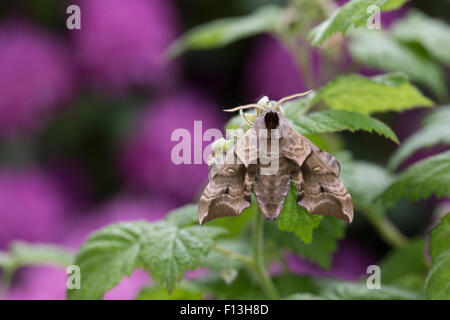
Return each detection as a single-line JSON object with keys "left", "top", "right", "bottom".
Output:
{"left": 263, "top": 109, "right": 280, "bottom": 130}
{"left": 222, "top": 90, "right": 312, "bottom": 127}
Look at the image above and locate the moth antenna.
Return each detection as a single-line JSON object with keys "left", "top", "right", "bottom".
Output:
{"left": 240, "top": 109, "right": 253, "bottom": 126}
{"left": 274, "top": 90, "right": 312, "bottom": 110}
{"left": 223, "top": 104, "right": 266, "bottom": 112}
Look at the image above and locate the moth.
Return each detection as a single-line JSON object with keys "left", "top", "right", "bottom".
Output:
{"left": 199, "top": 92, "right": 353, "bottom": 225}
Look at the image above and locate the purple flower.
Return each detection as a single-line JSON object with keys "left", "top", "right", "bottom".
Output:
{"left": 7, "top": 266, "right": 150, "bottom": 300}
{"left": 119, "top": 90, "right": 224, "bottom": 203}
{"left": 63, "top": 195, "right": 173, "bottom": 248}
{"left": 244, "top": 36, "right": 312, "bottom": 101}
{"left": 73, "top": 0, "right": 179, "bottom": 92}
{"left": 0, "top": 20, "right": 75, "bottom": 136}
{"left": 0, "top": 168, "right": 68, "bottom": 249}
{"left": 272, "top": 239, "right": 379, "bottom": 281}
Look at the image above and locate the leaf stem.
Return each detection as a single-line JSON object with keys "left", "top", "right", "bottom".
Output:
{"left": 363, "top": 211, "right": 408, "bottom": 248}
{"left": 252, "top": 211, "right": 280, "bottom": 300}
{"left": 212, "top": 245, "right": 254, "bottom": 268}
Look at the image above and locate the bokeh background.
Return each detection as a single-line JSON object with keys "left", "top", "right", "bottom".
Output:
{"left": 0, "top": 0, "right": 449, "bottom": 299}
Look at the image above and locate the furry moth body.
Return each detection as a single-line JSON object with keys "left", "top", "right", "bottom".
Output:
{"left": 199, "top": 106, "right": 353, "bottom": 225}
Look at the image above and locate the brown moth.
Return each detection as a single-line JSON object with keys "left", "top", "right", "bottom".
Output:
{"left": 199, "top": 93, "right": 353, "bottom": 225}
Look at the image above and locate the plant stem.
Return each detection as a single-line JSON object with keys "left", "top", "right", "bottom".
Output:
{"left": 363, "top": 211, "right": 408, "bottom": 248}
{"left": 252, "top": 212, "right": 280, "bottom": 300}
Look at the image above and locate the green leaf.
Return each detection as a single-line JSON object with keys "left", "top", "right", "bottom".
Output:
{"left": 429, "top": 214, "right": 450, "bottom": 262}
{"left": 425, "top": 214, "right": 450, "bottom": 300}
{"left": 165, "top": 203, "right": 199, "bottom": 227}
{"left": 312, "top": 73, "right": 433, "bottom": 114}
{"left": 349, "top": 30, "right": 446, "bottom": 98}
{"left": 308, "top": 0, "right": 410, "bottom": 46}
{"left": 68, "top": 217, "right": 226, "bottom": 299}
{"left": 316, "top": 280, "right": 421, "bottom": 300}
{"left": 381, "top": 0, "right": 409, "bottom": 10}
{"left": 294, "top": 109, "right": 399, "bottom": 143}
{"left": 137, "top": 282, "right": 204, "bottom": 300}
{"left": 67, "top": 221, "right": 146, "bottom": 300}
{"left": 169, "top": 6, "right": 282, "bottom": 57}
{"left": 379, "top": 151, "right": 450, "bottom": 208}
{"left": 379, "top": 239, "right": 428, "bottom": 283}
{"left": 393, "top": 11, "right": 450, "bottom": 65}
{"left": 276, "top": 182, "right": 322, "bottom": 244}
{"left": 339, "top": 153, "right": 394, "bottom": 216}
{"left": 0, "top": 252, "right": 13, "bottom": 269}
{"left": 295, "top": 217, "right": 346, "bottom": 269}
{"left": 140, "top": 221, "right": 226, "bottom": 291}
{"left": 388, "top": 106, "right": 450, "bottom": 170}
{"left": 284, "top": 293, "right": 326, "bottom": 300}
{"left": 9, "top": 242, "right": 74, "bottom": 268}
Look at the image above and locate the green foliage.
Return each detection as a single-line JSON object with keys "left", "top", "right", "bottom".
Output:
{"left": 8, "top": 242, "right": 74, "bottom": 269}
{"left": 308, "top": 0, "right": 409, "bottom": 46}
{"left": 393, "top": 11, "right": 450, "bottom": 65}
{"left": 339, "top": 153, "right": 394, "bottom": 216}
{"left": 137, "top": 282, "right": 204, "bottom": 300}
{"left": 276, "top": 183, "right": 322, "bottom": 244}
{"left": 379, "top": 151, "right": 450, "bottom": 208}
{"left": 67, "top": 221, "right": 147, "bottom": 300}
{"left": 312, "top": 73, "right": 433, "bottom": 114}
{"left": 379, "top": 239, "right": 428, "bottom": 284}
{"left": 169, "top": 6, "right": 281, "bottom": 57}
{"left": 349, "top": 30, "right": 446, "bottom": 98}
{"left": 294, "top": 109, "right": 399, "bottom": 143}
{"left": 0, "top": 241, "right": 73, "bottom": 271}
{"left": 388, "top": 106, "right": 450, "bottom": 170}
{"left": 313, "top": 280, "right": 421, "bottom": 300}
{"left": 67, "top": 216, "right": 226, "bottom": 299}
{"left": 425, "top": 214, "right": 450, "bottom": 299}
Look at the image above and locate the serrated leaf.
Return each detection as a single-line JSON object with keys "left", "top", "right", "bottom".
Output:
{"left": 140, "top": 222, "right": 226, "bottom": 291}
{"left": 276, "top": 183, "right": 322, "bottom": 244}
{"left": 349, "top": 30, "right": 446, "bottom": 98}
{"left": 10, "top": 242, "right": 74, "bottom": 268}
{"left": 312, "top": 73, "right": 433, "bottom": 114}
{"left": 309, "top": 0, "right": 402, "bottom": 46}
{"left": 379, "top": 151, "right": 450, "bottom": 208}
{"left": 339, "top": 154, "right": 394, "bottom": 216}
{"left": 165, "top": 203, "right": 199, "bottom": 227}
{"left": 425, "top": 214, "right": 450, "bottom": 300}
{"left": 169, "top": 6, "right": 281, "bottom": 57}
{"left": 294, "top": 109, "right": 399, "bottom": 143}
{"left": 429, "top": 214, "right": 450, "bottom": 262}
{"left": 393, "top": 10, "right": 450, "bottom": 65}
{"left": 295, "top": 217, "right": 346, "bottom": 269}
{"left": 379, "top": 239, "right": 427, "bottom": 283}
{"left": 388, "top": 106, "right": 450, "bottom": 170}
{"left": 67, "top": 221, "right": 146, "bottom": 300}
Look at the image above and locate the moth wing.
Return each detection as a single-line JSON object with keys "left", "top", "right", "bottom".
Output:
{"left": 297, "top": 149, "right": 353, "bottom": 223}
{"left": 279, "top": 116, "right": 312, "bottom": 167}
{"left": 235, "top": 126, "right": 259, "bottom": 167}
{"left": 199, "top": 151, "right": 251, "bottom": 225}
